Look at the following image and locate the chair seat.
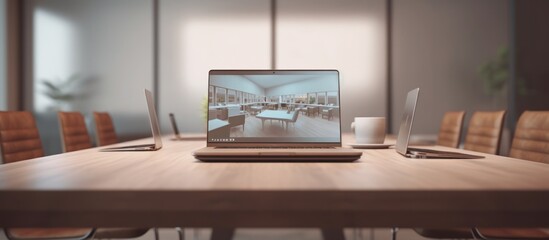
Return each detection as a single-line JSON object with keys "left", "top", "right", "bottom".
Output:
{"left": 94, "top": 228, "right": 150, "bottom": 239}
{"left": 6, "top": 228, "right": 92, "bottom": 239}
{"left": 477, "top": 228, "right": 549, "bottom": 239}
{"left": 414, "top": 228, "right": 474, "bottom": 239}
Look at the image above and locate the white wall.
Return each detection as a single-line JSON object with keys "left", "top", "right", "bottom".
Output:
{"left": 277, "top": 0, "right": 387, "bottom": 132}
{"left": 0, "top": 0, "right": 6, "bottom": 110}
{"left": 159, "top": 0, "right": 272, "bottom": 133}
{"left": 211, "top": 75, "right": 265, "bottom": 96}
{"left": 392, "top": 0, "right": 509, "bottom": 135}
{"left": 266, "top": 75, "right": 338, "bottom": 97}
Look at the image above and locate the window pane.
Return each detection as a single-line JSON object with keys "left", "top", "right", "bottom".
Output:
{"left": 159, "top": 0, "right": 271, "bottom": 132}
{"left": 228, "top": 89, "right": 236, "bottom": 104}
{"left": 318, "top": 92, "right": 326, "bottom": 105}
{"left": 295, "top": 94, "right": 307, "bottom": 104}
{"left": 308, "top": 92, "right": 317, "bottom": 104}
{"left": 216, "top": 87, "right": 226, "bottom": 105}
{"left": 208, "top": 86, "right": 214, "bottom": 106}
{"left": 277, "top": 0, "right": 387, "bottom": 131}
{"left": 327, "top": 91, "right": 338, "bottom": 106}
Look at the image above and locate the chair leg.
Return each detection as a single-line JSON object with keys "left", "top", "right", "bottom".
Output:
{"left": 194, "top": 229, "right": 199, "bottom": 240}
{"left": 154, "top": 228, "right": 160, "bottom": 240}
{"left": 4, "top": 228, "right": 97, "bottom": 240}
{"left": 391, "top": 227, "right": 398, "bottom": 240}
{"left": 175, "top": 227, "right": 185, "bottom": 240}
{"left": 210, "top": 228, "right": 234, "bottom": 240}
{"left": 471, "top": 228, "right": 485, "bottom": 240}
{"left": 321, "top": 228, "right": 345, "bottom": 240}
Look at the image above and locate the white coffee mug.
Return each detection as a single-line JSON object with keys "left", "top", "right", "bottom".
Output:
{"left": 351, "top": 117, "right": 386, "bottom": 144}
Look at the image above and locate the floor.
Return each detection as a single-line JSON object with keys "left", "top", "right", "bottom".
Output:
{"left": 0, "top": 228, "right": 431, "bottom": 240}
{"left": 147, "top": 228, "right": 430, "bottom": 240}
{"left": 230, "top": 112, "right": 340, "bottom": 138}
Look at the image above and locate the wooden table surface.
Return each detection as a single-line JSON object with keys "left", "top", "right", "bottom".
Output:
{"left": 0, "top": 133, "right": 548, "bottom": 228}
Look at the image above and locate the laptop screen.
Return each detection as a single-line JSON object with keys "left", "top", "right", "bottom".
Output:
{"left": 144, "top": 89, "right": 163, "bottom": 149}
{"left": 207, "top": 70, "right": 341, "bottom": 145}
{"left": 395, "top": 88, "right": 420, "bottom": 155}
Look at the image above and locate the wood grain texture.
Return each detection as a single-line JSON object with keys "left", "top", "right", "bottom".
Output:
{"left": 0, "top": 134, "right": 549, "bottom": 228}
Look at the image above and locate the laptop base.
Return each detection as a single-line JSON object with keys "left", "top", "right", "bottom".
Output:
{"left": 406, "top": 147, "right": 484, "bottom": 159}
{"left": 194, "top": 147, "right": 362, "bottom": 162}
{"left": 195, "top": 156, "right": 360, "bottom": 162}
{"left": 100, "top": 143, "right": 159, "bottom": 152}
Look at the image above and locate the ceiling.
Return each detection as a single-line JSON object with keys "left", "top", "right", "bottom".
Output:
{"left": 243, "top": 75, "right": 317, "bottom": 89}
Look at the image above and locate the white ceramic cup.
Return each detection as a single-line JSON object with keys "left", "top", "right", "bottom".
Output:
{"left": 351, "top": 117, "right": 386, "bottom": 144}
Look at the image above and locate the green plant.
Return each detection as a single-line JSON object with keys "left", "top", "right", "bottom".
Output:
{"left": 41, "top": 74, "right": 80, "bottom": 102}
{"left": 202, "top": 96, "right": 209, "bottom": 123}
{"left": 478, "top": 46, "right": 527, "bottom": 97}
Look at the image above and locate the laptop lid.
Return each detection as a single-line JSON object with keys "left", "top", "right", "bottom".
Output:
{"left": 169, "top": 113, "right": 181, "bottom": 138}
{"left": 395, "top": 88, "right": 420, "bottom": 155}
{"left": 144, "top": 89, "right": 163, "bottom": 149}
{"left": 207, "top": 70, "right": 342, "bottom": 147}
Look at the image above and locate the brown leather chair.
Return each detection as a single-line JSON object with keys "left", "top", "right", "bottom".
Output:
{"left": 474, "top": 111, "right": 549, "bottom": 239}
{"left": 59, "top": 112, "right": 154, "bottom": 239}
{"left": 475, "top": 228, "right": 549, "bottom": 239}
{"left": 0, "top": 111, "right": 95, "bottom": 240}
{"left": 413, "top": 111, "right": 506, "bottom": 240}
{"left": 228, "top": 114, "right": 245, "bottom": 131}
{"left": 1, "top": 112, "right": 164, "bottom": 240}
{"left": 437, "top": 111, "right": 466, "bottom": 148}
{"left": 413, "top": 228, "right": 475, "bottom": 239}
{"left": 464, "top": 111, "right": 506, "bottom": 155}
{"left": 0, "top": 111, "right": 44, "bottom": 164}
{"left": 508, "top": 111, "right": 549, "bottom": 163}
{"left": 93, "top": 112, "right": 118, "bottom": 146}
{"left": 58, "top": 112, "right": 93, "bottom": 152}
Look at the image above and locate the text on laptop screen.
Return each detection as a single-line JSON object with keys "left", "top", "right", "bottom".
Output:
{"left": 208, "top": 70, "right": 341, "bottom": 143}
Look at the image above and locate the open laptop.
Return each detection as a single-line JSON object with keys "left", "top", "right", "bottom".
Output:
{"left": 169, "top": 113, "right": 207, "bottom": 141}
{"left": 101, "top": 89, "right": 162, "bottom": 151}
{"left": 193, "top": 70, "right": 362, "bottom": 162}
{"left": 169, "top": 113, "right": 184, "bottom": 140}
{"left": 395, "top": 88, "right": 483, "bottom": 159}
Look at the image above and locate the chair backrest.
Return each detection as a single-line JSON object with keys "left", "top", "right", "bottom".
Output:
{"left": 437, "top": 111, "right": 466, "bottom": 148}
{"left": 291, "top": 110, "right": 300, "bottom": 122}
{"left": 0, "top": 111, "right": 44, "bottom": 164}
{"left": 58, "top": 111, "right": 93, "bottom": 152}
{"left": 509, "top": 111, "right": 549, "bottom": 163}
{"left": 93, "top": 112, "right": 118, "bottom": 146}
{"left": 464, "top": 111, "right": 506, "bottom": 155}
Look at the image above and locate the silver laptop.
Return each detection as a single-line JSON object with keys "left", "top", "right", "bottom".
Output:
{"left": 395, "top": 88, "right": 483, "bottom": 159}
{"left": 169, "top": 113, "right": 206, "bottom": 141}
{"left": 101, "top": 89, "right": 162, "bottom": 151}
{"left": 193, "top": 70, "right": 362, "bottom": 162}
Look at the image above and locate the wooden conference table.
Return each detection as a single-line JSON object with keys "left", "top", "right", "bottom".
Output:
{"left": 0, "top": 134, "right": 549, "bottom": 229}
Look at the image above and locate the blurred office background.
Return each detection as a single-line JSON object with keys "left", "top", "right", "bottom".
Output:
{"left": 0, "top": 0, "right": 548, "bottom": 155}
